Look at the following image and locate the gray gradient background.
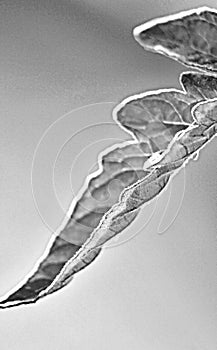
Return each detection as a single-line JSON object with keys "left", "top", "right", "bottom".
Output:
{"left": 0, "top": 1, "right": 217, "bottom": 349}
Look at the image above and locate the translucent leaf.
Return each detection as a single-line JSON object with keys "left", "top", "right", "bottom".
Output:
{"left": 115, "top": 72, "right": 217, "bottom": 152}
{"left": 133, "top": 7, "right": 217, "bottom": 72}
{"left": 2, "top": 74, "right": 217, "bottom": 308}
{"left": 0, "top": 142, "right": 151, "bottom": 308}
{"left": 38, "top": 99, "right": 217, "bottom": 296}
{"left": 114, "top": 75, "right": 211, "bottom": 151}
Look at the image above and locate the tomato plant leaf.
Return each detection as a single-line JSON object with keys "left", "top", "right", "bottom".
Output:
{"left": 0, "top": 142, "right": 151, "bottom": 308}
{"left": 134, "top": 7, "right": 217, "bottom": 72}
{"left": 40, "top": 98, "right": 217, "bottom": 299}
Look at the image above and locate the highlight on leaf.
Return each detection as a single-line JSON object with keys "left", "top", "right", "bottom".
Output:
{"left": 133, "top": 6, "right": 217, "bottom": 72}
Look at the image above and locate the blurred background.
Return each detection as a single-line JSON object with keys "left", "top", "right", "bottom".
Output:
{"left": 0, "top": 1, "right": 217, "bottom": 349}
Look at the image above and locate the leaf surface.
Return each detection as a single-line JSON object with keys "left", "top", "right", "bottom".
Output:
{"left": 114, "top": 89, "right": 196, "bottom": 151}
{"left": 181, "top": 71, "right": 217, "bottom": 99}
{"left": 0, "top": 142, "right": 151, "bottom": 307}
{"left": 134, "top": 7, "right": 217, "bottom": 72}
{"left": 38, "top": 98, "right": 217, "bottom": 298}
{"left": 115, "top": 72, "right": 217, "bottom": 152}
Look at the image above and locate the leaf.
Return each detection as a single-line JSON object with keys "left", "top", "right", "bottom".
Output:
{"left": 2, "top": 93, "right": 217, "bottom": 308}
{"left": 181, "top": 71, "right": 217, "bottom": 100}
{"left": 115, "top": 72, "right": 217, "bottom": 151}
{"left": 35, "top": 98, "right": 217, "bottom": 297}
{"left": 114, "top": 90, "right": 195, "bottom": 151}
{"left": 0, "top": 56, "right": 217, "bottom": 308}
{"left": 133, "top": 7, "right": 217, "bottom": 72}
{"left": 114, "top": 73, "right": 214, "bottom": 151}
{"left": 0, "top": 141, "right": 151, "bottom": 308}
{"left": 157, "top": 99, "right": 217, "bottom": 169}
{"left": 1, "top": 71, "right": 217, "bottom": 308}
{"left": 192, "top": 98, "right": 217, "bottom": 126}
